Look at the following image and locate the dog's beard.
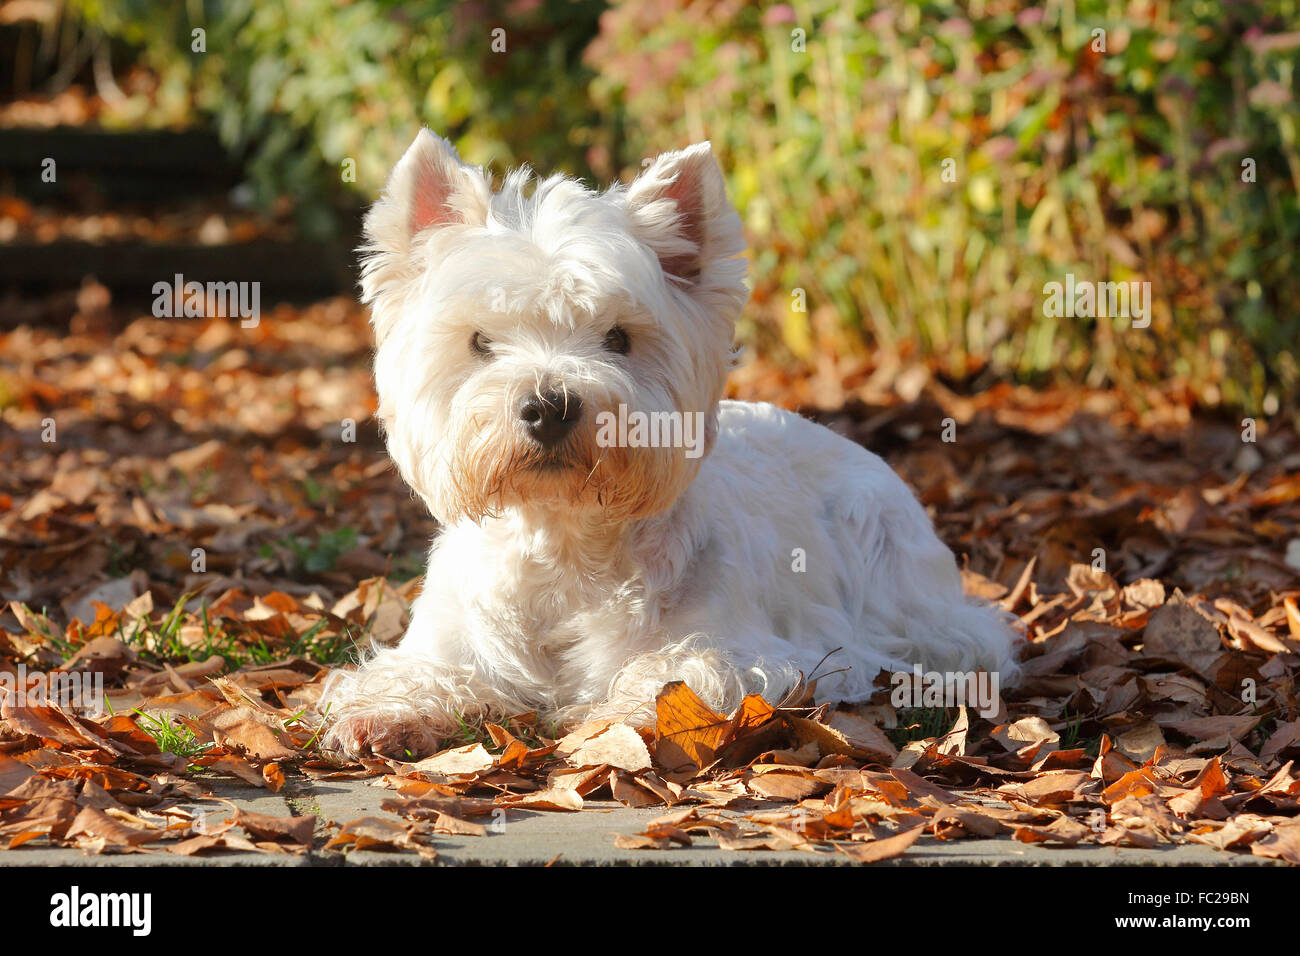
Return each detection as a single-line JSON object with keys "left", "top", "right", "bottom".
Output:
{"left": 434, "top": 410, "right": 691, "bottom": 525}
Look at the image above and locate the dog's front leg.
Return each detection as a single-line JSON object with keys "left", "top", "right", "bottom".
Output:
{"left": 589, "top": 636, "right": 801, "bottom": 726}
{"left": 318, "top": 647, "right": 484, "bottom": 760}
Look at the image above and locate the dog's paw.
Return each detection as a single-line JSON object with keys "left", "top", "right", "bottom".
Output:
{"left": 321, "top": 710, "right": 442, "bottom": 762}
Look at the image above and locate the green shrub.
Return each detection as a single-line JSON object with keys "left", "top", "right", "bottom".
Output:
{"left": 586, "top": 0, "right": 1300, "bottom": 412}
{"left": 78, "top": 0, "right": 604, "bottom": 236}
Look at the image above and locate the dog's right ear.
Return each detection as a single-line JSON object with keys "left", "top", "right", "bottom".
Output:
{"left": 360, "top": 130, "right": 491, "bottom": 328}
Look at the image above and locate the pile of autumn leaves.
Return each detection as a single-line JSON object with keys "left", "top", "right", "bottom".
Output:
{"left": 0, "top": 568, "right": 1298, "bottom": 862}
{"left": 0, "top": 675, "right": 317, "bottom": 855}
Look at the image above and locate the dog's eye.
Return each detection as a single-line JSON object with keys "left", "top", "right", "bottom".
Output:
{"left": 602, "top": 326, "right": 630, "bottom": 355}
{"left": 471, "top": 332, "right": 492, "bottom": 356}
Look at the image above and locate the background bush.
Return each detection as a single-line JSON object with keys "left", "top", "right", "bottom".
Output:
{"left": 76, "top": 0, "right": 1300, "bottom": 414}
{"left": 78, "top": 0, "right": 604, "bottom": 233}
{"left": 587, "top": 0, "right": 1300, "bottom": 413}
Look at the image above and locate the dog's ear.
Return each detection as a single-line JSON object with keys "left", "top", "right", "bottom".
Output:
{"left": 364, "top": 129, "right": 489, "bottom": 257}
{"left": 626, "top": 142, "right": 743, "bottom": 285}
{"left": 360, "top": 130, "right": 491, "bottom": 333}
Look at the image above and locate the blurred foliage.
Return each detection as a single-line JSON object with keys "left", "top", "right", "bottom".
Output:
{"left": 76, "top": 0, "right": 1300, "bottom": 413}
{"left": 588, "top": 0, "right": 1300, "bottom": 413}
{"left": 75, "top": 0, "right": 604, "bottom": 236}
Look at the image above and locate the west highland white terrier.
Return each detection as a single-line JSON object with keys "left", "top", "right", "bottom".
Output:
{"left": 320, "top": 130, "right": 1019, "bottom": 759}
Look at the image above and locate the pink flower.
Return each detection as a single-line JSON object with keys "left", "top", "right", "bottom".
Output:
{"left": 761, "top": 5, "right": 796, "bottom": 26}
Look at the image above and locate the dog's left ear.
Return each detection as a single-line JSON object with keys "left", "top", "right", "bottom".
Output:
{"left": 626, "top": 142, "right": 743, "bottom": 286}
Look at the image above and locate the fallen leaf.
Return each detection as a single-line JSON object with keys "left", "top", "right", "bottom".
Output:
{"left": 1250, "top": 825, "right": 1300, "bottom": 864}
{"left": 407, "top": 743, "right": 496, "bottom": 776}
{"left": 834, "top": 825, "right": 924, "bottom": 862}
{"left": 496, "top": 788, "right": 583, "bottom": 812}
{"left": 563, "top": 722, "right": 652, "bottom": 772}
{"left": 232, "top": 809, "right": 315, "bottom": 844}
{"left": 655, "top": 682, "right": 731, "bottom": 775}
{"left": 1142, "top": 593, "right": 1223, "bottom": 673}
{"left": 324, "top": 817, "right": 436, "bottom": 859}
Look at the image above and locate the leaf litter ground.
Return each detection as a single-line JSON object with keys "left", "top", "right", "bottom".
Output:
{"left": 1, "top": 302, "right": 1298, "bottom": 862}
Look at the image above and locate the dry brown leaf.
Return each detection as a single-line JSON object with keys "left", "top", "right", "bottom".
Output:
{"left": 1250, "top": 824, "right": 1300, "bottom": 864}
{"left": 654, "top": 682, "right": 731, "bottom": 775}
{"left": 991, "top": 716, "right": 1060, "bottom": 755}
{"left": 232, "top": 809, "right": 315, "bottom": 844}
{"left": 834, "top": 825, "right": 924, "bottom": 862}
{"left": 1160, "top": 714, "right": 1260, "bottom": 746}
{"left": 547, "top": 765, "right": 609, "bottom": 795}
{"left": 0, "top": 700, "right": 116, "bottom": 755}
{"left": 614, "top": 833, "right": 676, "bottom": 850}
{"left": 167, "top": 831, "right": 262, "bottom": 856}
{"left": 1284, "top": 597, "right": 1300, "bottom": 641}
{"left": 193, "top": 754, "right": 273, "bottom": 788}
{"left": 747, "top": 769, "right": 825, "bottom": 801}
{"left": 610, "top": 771, "right": 667, "bottom": 808}
{"left": 63, "top": 806, "right": 158, "bottom": 850}
{"left": 563, "top": 722, "right": 652, "bottom": 772}
{"left": 1114, "top": 721, "right": 1166, "bottom": 763}
{"left": 208, "top": 708, "right": 299, "bottom": 762}
{"left": 1016, "top": 771, "right": 1093, "bottom": 804}
{"left": 0, "top": 753, "right": 36, "bottom": 793}
{"left": 787, "top": 712, "right": 897, "bottom": 764}
{"left": 1142, "top": 593, "right": 1224, "bottom": 673}
{"left": 1012, "top": 815, "right": 1091, "bottom": 846}
{"left": 1261, "top": 719, "right": 1300, "bottom": 766}
{"left": 496, "top": 788, "right": 583, "bottom": 812}
{"left": 428, "top": 813, "right": 487, "bottom": 837}
{"left": 936, "top": 706, "right": 970, "bottom": 756}
{"left": 406, "top": 743, "right": 496, "bottom": 777}
{"left": 932, "top": 807, "right": 1008, "bottom": 838}
{"left": 1187, "top": 815, "right": 1273, "bottom": 851}
{"left": 324, "top": 816, "right": 436, "bottom": 859}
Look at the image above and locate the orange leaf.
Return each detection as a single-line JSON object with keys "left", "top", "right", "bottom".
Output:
{"left": 654, "top": 682, "right": 731, "bottom": 775}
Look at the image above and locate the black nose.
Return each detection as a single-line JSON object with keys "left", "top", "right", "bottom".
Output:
{"left": 518, "top": 389, "right": 582, "bottom": 449}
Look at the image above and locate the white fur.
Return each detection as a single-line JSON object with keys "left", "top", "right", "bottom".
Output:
{"left": 319, "top": 130, "right": 1020, "bottom": 759}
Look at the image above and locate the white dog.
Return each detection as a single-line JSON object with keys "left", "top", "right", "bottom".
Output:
{"left": 320, "top": 130, "right": 1019, "bottom": 759}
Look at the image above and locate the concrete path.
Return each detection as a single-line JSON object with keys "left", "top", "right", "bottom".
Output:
{"left": 0, "top": 774, "right": 1281, "bottom": 866}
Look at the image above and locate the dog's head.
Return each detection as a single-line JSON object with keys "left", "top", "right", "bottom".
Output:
{"left": 359, "top": 130, "right": 747, "bottom": 525}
